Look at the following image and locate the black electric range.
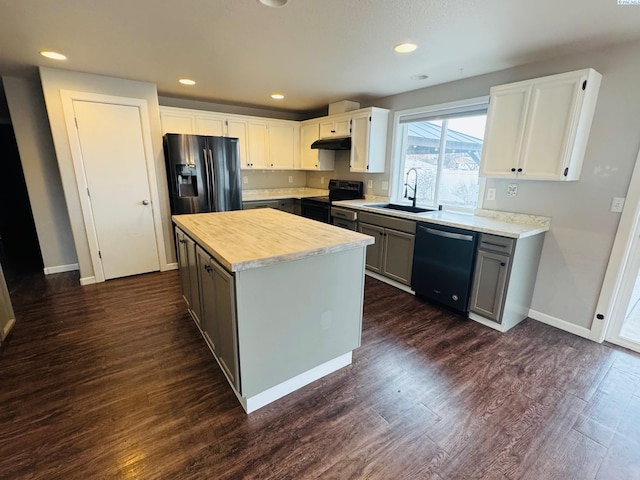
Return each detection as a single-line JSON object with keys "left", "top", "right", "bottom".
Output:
{"left": 300, "top": 179, "right": 364, "bottom": 223}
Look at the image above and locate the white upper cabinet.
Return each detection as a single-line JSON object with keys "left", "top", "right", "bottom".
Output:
{"left": 319, "top": 114, "right": 351, "bottom": 138}
{"left": 160, "top": 109, "right": 195, "bottom": 134}
{"left": 245, "top": 120, "right": 269, "bottom": 169}
{"left": 159, "top": 107, "right": 299, "bottom": 171}
{"left": 267, "top": 121, "right": 299, "bottom": 170}
{"left": 349, "top": 107, "right": 389, "bottom": 173}
{"left": 195, "top": 114, "right": 225, "bottom": 137}
{"left": 480, "top": 68, "right": 602, "bottom": 181}
{"left": 299, "top": 120, "right": 335, "bottom": 171}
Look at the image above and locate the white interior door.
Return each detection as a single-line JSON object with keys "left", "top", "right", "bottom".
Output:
{"left": 593, "top": 146, "right": 640, "bottom": 353}
{"left": 73, "top": 100, "right": 160, "bottom": 280}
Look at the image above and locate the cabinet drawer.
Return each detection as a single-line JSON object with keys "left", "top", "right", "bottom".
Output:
{"left": 243, "top": 200, "right": 279, "bottom": 210}
{"left": 331, "top": 206, "right": 357, "bottom": 221}
{"left": 478, "top": 233, "right": 515, "bottom": 255}
{"left": 358, "top": 211, "right": 416, "bottom": 234}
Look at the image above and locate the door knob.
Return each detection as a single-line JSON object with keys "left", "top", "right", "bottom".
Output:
{"left": 142, "top": 200, "right": 150, "bottom": 205}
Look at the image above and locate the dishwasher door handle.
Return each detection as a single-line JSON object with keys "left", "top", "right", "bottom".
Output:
{"left": 420, "top": 226, "right": 475, "bottom": 242}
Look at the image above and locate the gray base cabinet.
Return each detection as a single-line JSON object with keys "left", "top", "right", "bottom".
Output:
{"left": 196, "top": 246, "right": 240, "bottom": 391}
{"left": 358, "top": 211, "right": 415, "bottom": 286}
{"left": 176, "top": 228, "right": 201, "bottom": 325}
{"left": 177, "top": 227, "right": 239, "bottom": 391}
{"left": 469, "top": 232, "right": 545, "bottom": 331}
{"left": 243, "top": 199, "right": 299, "bottom": 214}
{"left": 174, "top": 222, "right": 366, "bottom": 412}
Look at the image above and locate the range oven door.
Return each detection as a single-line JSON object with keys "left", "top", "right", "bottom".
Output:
{"left": 301, "top": 198, "right": 330, "bottom": 223}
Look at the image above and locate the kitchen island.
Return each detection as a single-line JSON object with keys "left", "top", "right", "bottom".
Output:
{"left": 173, "top": 209, "right": 373, "bottom": 413}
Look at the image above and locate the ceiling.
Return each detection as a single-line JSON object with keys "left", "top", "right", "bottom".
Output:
{"left": 1, "top": 0, "right": 640, "bottom": 113}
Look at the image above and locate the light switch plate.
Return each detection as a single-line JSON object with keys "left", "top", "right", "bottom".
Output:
{"left": 367, "top": 180, "right": 373, "bottom": 189}
{"left": 243, "top": 176, "right": 248, "bottom": 184}
{"left": 381, "top": 181, "right": 389, "bottom": 191}
{"left": 507, "top": 184, "right": 518, "bottom": 197}
{"left": 320, "top": 176, "right": 324, "bottom": 184}
{"left": 611, "top": 197, "right": 625, "bottom": 213}
{"left": 486, "top": 188, "right": 496, "bottom": 201}
{"left": 288, "top": 175, "right": 293, "bottom": 183}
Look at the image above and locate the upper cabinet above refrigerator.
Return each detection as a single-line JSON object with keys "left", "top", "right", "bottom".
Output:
{"left": 479, "top": 68, "right": 602, "bottom": 181}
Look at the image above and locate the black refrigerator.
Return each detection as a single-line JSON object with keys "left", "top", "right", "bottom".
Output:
{"left": 163, "top": 133, "right": 243, "bottom": 214}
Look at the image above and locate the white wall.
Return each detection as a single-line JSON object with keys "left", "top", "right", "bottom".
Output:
{"left": 360, "top": 37, "right": 640, "bottom": 332}
{"left": 2, "top": 75, "right": 77, "bottom": 272}
{"left": 39, "top": 67, "right": 172, "bottom": 280}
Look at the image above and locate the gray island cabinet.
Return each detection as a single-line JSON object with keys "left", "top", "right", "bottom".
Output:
{"left": 173, "top": 209, "right": 373, "bottom": 413}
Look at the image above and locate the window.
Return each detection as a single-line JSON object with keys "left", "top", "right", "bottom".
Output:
{"left": 393, "top": 98, "right": 488, "bottom": 211}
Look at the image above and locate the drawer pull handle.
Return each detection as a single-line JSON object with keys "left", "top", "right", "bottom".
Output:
{"left": 482, "top": 241, "right": 509, "bottom": 248}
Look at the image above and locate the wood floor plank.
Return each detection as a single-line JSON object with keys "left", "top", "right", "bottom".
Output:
{"left": 2, "top": 271, "right": 640, "bottom": 479}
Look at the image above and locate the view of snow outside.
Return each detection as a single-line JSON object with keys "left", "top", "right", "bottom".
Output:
{"left": 402, "top": 115, "right": 486, "bottom": 209}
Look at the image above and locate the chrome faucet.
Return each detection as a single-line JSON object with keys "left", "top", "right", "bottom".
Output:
{"left": 404, "top": 168, "right": 418, "bottom": 207}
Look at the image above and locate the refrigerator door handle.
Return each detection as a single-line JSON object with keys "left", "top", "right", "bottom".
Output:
{"left": 208, "top": 149, "right": 216, "bottom": 211}
{"left": 203, "top": 148, "right": 213, "bottom": 212}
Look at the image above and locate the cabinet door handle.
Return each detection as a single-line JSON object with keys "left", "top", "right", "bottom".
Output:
{"left": 500, "top": 262, "right": 506, "bottom": 266}
{"left": 511, "top": 167, "right": 516, "bottom": 172}
{"left": 517, "top": 168, "right": 523, "bottom": 173}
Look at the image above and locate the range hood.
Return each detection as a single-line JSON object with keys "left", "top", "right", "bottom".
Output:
{"left": 310, "top": 137, "right": 351, "bottom": 150}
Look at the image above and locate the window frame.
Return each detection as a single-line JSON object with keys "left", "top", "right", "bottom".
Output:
{"left": 389, "top": 96, "right": 489, "bottom": 213}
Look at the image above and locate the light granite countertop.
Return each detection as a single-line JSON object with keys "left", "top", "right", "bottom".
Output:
{"left": 242, "top": 187, "right": 328, "bottom": 202}
{"left": 333, "top": 200, "right": 550, "bottom": 239}
{"left": 173, "top": 209, "right": 374, "bottom": 272}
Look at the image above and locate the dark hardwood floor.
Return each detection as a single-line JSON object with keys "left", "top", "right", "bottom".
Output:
{"left": 1, "top": 270, "right": 640, "bottom": 479}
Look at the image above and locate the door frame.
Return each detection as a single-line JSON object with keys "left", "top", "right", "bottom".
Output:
{"left": 591, "top": 146, "right": 640, "bottom": 347}
{"left": 60, "top": 90, "right": 168, "bottom": 283}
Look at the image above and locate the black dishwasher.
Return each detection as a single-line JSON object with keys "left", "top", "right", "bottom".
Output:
{"left": 411, "top": 223, "right": 478, "bottom": 312}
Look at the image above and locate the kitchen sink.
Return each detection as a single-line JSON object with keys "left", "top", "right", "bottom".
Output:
{"left": 369, "top": 203, "right": 434, "bottom": 214}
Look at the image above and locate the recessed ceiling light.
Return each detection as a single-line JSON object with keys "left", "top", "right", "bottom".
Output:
{"left": 411, "top": 74, "right": 429, "bottom": 80}
{"left": 257, "top": 0, "right": 289, "bottom": 7}
{"left": 40, "top": 50, "right": 67, "bottom": 60}
{"left": 271, "top": 93, "right": 285, "bottom": 100}
{"left": 394, "top": 43, "right": 418, "bottom": 53}
{"left": 179, "top": 78, "right": 196, "bottom": 86}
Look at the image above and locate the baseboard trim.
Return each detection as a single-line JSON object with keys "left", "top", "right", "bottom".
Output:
{"left": 165, "top": 262, "right": 178, "bottom": 270}
{"left": 1, "top": 318, "right": 16, "bottom": 342}
{"left": 44, "top": 263, "right": 79, "bottom": 275}
{"left": 240, "top": 352, "right": 353, "bottom": 414}
{"left": 365, "top": 270, "right": 415, "bottom": 295}
{"left": 528, "top": 309, "right": 591, "bottom": 339}
{"left": 80, "top": 276, "right": 97, "bottom": 286}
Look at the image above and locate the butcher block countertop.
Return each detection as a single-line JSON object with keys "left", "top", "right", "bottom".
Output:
{"left": 173, "top": 209, "right": 374, "bottom": 272}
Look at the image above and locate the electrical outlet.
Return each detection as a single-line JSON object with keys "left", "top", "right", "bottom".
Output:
{"left": 611, "top": 197, "right": 625, "bottom": 213}
{"left": 288, "top": 175, "right": 293, "bottom": 183}
{"left": 507, "top": 184, "right": 518, "bottom": 197}
{"left": 381, "top": 181, "right": 389, "bottom": 191}
{"left": 320, "top": 176, "right": 324, "bottom": 184}
{"left": 367, "top": 180, "right": 373, "bottom": 189}
{"left": 486, "top": 188, "right": 496, "bottom": 201}
{"left": 243, "top": 176, "right": 248, "bottom": 185}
